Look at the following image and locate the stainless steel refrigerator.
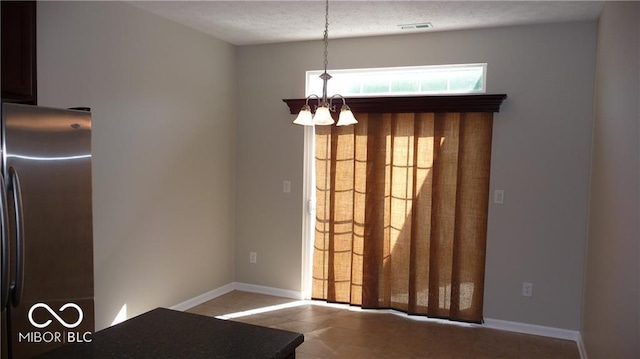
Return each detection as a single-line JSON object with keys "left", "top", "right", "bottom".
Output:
{"left": 0, "top": 103, "right": 94, "bottom": 358}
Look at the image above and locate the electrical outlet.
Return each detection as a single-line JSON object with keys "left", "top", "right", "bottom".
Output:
{"left": 522, "top": 282, "right": 533, "bottom": 297}
{"left": 250, "top": 252, "right": 257, "bottom": 264}
{"left": 283, "top": 181, "right": 291, "bottom": 193}
{"left": 494, "top": 190, "right": 504, "bottom": 204}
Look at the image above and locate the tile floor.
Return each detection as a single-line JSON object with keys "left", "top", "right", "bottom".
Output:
{"left": 187, "top": 291, "right": 580, "bottom": 359}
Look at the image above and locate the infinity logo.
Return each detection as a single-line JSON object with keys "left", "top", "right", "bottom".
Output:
{"left": 28, "top": 303, "right": 84, "bottom": 329}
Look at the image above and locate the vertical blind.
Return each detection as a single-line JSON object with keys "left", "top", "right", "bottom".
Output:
{"left": 312, "top": 111, "right": 493, "bottom": 323}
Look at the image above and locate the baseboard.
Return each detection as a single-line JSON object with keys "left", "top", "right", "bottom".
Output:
{"left": 576, "top": 332, "right": 588, "bottom": 359}
{"left": 169, "top": 282, "right": 303, "bottom": 312}
{"left": 169, "top": 283, "right": 235, "bottom": 311}
{"left": 233, "top": 282, "right": 304, "bottom": 300}
{"left": 483, "top": 318, "right": 580, "bottom": 342}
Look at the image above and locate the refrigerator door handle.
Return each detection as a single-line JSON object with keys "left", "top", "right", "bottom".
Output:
{"left": 9, "top": 167, "right": 24, "bottom": 306}
{"left": 1, "top": 173, "right": 10, "bottom": 309}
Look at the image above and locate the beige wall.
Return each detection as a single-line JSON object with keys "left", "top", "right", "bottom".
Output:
{"left": 34, "top": 0, "right": 605, "bottom": 335}
{"left": 583, "top": 2, "right": 640, "bottom": 358}
{"left": 236, "top": 22, "right": 597, "bottom": 331}
{"left": 37, "top": 1, "right": 236, "bottom": 330}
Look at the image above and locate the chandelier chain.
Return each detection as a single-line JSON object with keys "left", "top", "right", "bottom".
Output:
{"left": 323, "top": 0, "right": 329, "bottom": 74}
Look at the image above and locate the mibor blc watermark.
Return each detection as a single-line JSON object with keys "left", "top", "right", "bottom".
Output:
{"left": 19, "top": 303, "right": 92, "bottom": 344}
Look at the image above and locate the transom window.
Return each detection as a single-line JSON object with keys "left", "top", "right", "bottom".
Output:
{"left": 306, "top": 63, "right": 487, "bottom": 97}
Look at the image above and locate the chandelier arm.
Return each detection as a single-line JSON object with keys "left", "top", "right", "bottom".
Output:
{"left": 329, "top": 94, "right": 346, "bottom": 109}
{"left": 306, "top": 94, "right": 320, "bottom": 108}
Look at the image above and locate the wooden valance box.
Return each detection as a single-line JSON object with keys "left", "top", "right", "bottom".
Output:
{"left": 283, "top": 94, "right": 507, "bottom": 115}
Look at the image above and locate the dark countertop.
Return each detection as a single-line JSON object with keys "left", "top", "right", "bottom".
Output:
{"left": 36, "top": 307, "right": 304, "bottom": 359}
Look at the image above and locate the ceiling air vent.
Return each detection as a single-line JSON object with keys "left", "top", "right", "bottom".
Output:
{"left": 398, "top": 22, "right": 433, "bottom": 30}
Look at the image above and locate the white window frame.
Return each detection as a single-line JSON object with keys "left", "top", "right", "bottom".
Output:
{"left": 301, "top": 125, "right": 315, "bottom": 300}
{"left": 306, "top": 63, "right": 487, "bottom": 98}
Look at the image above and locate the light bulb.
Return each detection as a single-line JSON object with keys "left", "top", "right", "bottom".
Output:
{"left": 336, "top": 105, "right": 357, "bottom": 126}
{"left": 313, "top": 106, "right": 334, "bottom": 125}
{"left": 293, "top": 105, "right": 314, "bottom": 126}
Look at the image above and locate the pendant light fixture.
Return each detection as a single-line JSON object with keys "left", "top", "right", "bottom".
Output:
{"left": 292, "top": 0, "right": 357, "bottom": 127}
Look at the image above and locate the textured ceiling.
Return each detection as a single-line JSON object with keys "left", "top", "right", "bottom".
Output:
{"left": 130, "top": 1, "right": 604, "bottom": 46}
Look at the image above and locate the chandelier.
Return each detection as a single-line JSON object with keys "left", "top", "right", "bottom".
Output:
{"left": 293, "top": 0, "right": 357, "bottom": 127}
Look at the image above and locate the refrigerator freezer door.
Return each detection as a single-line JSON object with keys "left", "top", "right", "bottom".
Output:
{"left": 2, "top": 103, "right": 94, "bottom": 358}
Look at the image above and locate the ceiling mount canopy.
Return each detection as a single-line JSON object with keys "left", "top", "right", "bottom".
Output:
{"left": 292, "top": 0, "right": 357, "bottom": 127}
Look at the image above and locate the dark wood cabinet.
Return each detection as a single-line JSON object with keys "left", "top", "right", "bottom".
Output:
{"left": 2, "top": 1, "right": 37, "bottom": 104}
